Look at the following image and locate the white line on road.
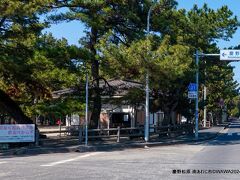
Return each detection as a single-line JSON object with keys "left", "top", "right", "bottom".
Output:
{"left": 226, "top": 132, "right": 240, "bottom": 136}
{"left": 40, "top": 152, "right": 102, "bottom": 167}
{"left": 0, "top": 161, "right": 7, "bottom": 164}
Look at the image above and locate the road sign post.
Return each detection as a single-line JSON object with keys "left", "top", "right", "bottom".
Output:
{"left": 188, "top": 91, "right": 197, "bottom": 99}
{"left": 193, "top": 49, "right": 240, "bottom": 139}
{"left": 188, "top": 83, "right": 197, "bottom": 99}
{"left": 187, "top": 81, "right": 198, "bottom": 139}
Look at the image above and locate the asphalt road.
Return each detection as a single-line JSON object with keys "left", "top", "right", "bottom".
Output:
{"left": 1, "top": 121, "right": 240, "bottom": 180}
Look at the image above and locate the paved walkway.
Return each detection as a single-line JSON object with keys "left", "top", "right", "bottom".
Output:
{"left": 0, "top": 125, "right": 227, "bottom": 156}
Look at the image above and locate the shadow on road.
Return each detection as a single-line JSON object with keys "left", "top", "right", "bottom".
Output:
{"left": 187, "top": 131, "right": 240, "bottom": 146}
{"left": 2, "top": 125, "right": 240, "bottom": 158}
{"left": 207, "top": 133, "right": 240, "bottom": 146}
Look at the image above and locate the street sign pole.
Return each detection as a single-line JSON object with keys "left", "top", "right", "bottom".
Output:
{"left": 195, "top": 50, "right": 199, "bottom": 140}
{"left": 192, "top": 50, "right": 240, "bottom": 138}
{"left": 193, "top": 52, "right": 220, "bottom": 139}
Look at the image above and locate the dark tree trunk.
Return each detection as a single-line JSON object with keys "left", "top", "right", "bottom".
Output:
{"left": 170, "top": 102, "right": 178, "bottom": 125}
{"left": 89, "top": 27, "right": 101, "bottom": 129}
{"left": 162, "top": 101, "right": 178, "bottom": 126}
{"left": 162, "top": 107, "right": 171, "bottom": 126}
{"left": 0, "top": 89, "right": 33, "bottom": 124}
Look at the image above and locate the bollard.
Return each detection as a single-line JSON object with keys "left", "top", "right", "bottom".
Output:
{"left": 117, "top": 126, "right": 120, "bottom": 143}
{"left": 167, "top": 125, "right": 171, "bottom": 137}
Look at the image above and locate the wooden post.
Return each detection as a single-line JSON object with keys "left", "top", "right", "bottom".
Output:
{"left": 59, "top": 123, "right": 61, "bottom": 137}
{"left": 117, "top": 126, "right": 120, "bottom": 143}
{"left": 107, "top": 117, "right": 110, "bottom": 136}
{"left": 167, "top": 125, "right": 171, "bottom": 137}
{"left": 35, "top": 129, "right": 39, "bottom": 146}
{"left": 79, "top": 126, "right": 83, "bottom": 144}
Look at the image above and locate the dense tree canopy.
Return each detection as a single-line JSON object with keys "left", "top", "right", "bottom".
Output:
{"left": 0, "top": 0, "right": 239, "bottom": 126}
{"left": 0, "top": 0, "right": 50, "bottom": 123}
{"left": 0, "top": 0, "right": 82, "bottom": 123}
{"left": 48, "top": 0, "right": 177, "bottom": 127}
{"left": 97, "top": 2, "right": 239, "bottom": 124}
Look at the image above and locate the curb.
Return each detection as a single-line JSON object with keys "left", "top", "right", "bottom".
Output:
{"left": 76, "top": 133, "right": 220, "bottom": 153}
{"left": 77, "top": 126, "right": 226, "bottom": 152}
{"left": 0, "top": 145, "right": 79, "bottom": 156}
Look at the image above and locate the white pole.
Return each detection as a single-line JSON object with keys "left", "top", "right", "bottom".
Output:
{"left": 145, "top": 69, "right": 150, "bottom": 142}
{"left": 85, "top": 72, "right": 88, "bottom": 146}
{"left": 203, "top": 85, "right": 207, "bottom": 127}
{"left": 203, "top": 58, "right": 207, "bottom": 128}
{"left": 145, "top": 5, "right": 153, "bottom": 142}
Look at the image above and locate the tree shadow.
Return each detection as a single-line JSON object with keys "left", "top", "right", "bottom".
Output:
{"left": 187, "top": 132, "right": 240, "bottom": 146}
{"left": 207, "top": 133, "right": 240, "bottom": 146}
{"left": 2, "top": 129, "right": 240, "bottom": 158}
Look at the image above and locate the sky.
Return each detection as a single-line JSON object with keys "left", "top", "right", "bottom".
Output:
{"left": 44, "top": 0, "right": 240, "bottom": 83}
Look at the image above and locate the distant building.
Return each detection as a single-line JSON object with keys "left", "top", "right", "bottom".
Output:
{"left": 51, "top": 79, "right": 165, "bottom": 130}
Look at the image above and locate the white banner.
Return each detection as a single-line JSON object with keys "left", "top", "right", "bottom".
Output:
{"left": 0, "top": 124, "right": 35, "bottom": 143}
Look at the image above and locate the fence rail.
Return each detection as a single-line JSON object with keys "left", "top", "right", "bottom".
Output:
{"left": 40, "top": 124, "right": 193, "bottom": 143}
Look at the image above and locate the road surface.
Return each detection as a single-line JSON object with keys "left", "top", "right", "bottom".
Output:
{"left": 1, "top": 121, "right": 240, "bottom": 180}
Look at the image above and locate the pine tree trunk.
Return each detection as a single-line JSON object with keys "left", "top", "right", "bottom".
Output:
{"left": 89, "top": 27, "right": 101, "bottom": 129}
{"left": 0, "top": 89, "right": 33, "bottom": 124}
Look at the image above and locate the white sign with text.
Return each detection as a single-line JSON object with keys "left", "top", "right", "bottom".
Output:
{"left": 220, "top": 50, "right": 240, "bottom": 61}
{"left": 188, "top": 91, "right": 197, "bottom": 99}
{"left": 0, "top": 124, "right": 35, "bottom": 143}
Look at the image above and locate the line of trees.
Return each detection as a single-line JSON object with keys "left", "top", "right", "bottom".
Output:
{"left": 0, "top": 0, "right": 239, "bottom": 126}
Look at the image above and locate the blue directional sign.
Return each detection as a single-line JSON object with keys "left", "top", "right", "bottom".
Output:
{"left": 188, "top": 83, "right": 197, "bottom": 91}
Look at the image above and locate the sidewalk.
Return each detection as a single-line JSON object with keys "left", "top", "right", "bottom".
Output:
{"left": 0, "top": 125, "right": 226, "bottom": 156}
{"left": 38, "top": 125, "right": 67, "bottom": 137}
{"left": 77, "top": 126, "right": 226, "bottom": 152}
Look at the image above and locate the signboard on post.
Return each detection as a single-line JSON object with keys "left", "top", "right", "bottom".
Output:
{"left": 188, "top": 91, "right": 197, "bottom": 99}
{"left": 188, "top": 83, "right": 197, "bottom": 91}
{"left": 220, "top": 50, "right": 240, "bottom": 61}
{"left": 0, "top": 124, "right": 35, "bottom": 143}
{"left": 188, "top": 83, "right": 197, "bottom": 99}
